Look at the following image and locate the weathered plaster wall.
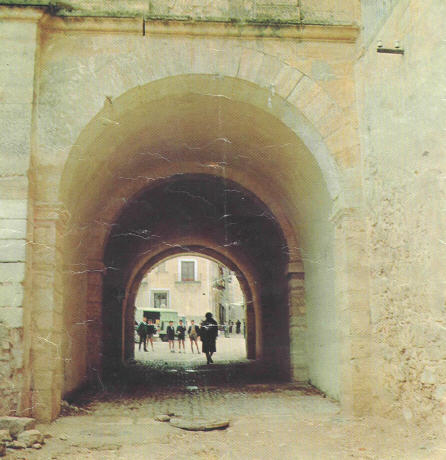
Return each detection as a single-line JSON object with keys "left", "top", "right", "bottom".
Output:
{"left": 357, "top": 0, "right": 446, "bottom": 429}
{"left": 33, "top": 22, "right": 358, "bottom": 410}
{"left": 305, "top": 202, "right": 338, "bottom": 399}
{"left": 0, "top": 1, "right": 366, "bottom": 420}
{"left": 0, "top": 10, "right": 41, "bottom": 415}
{"left": 0, "top": 0, "right": 359, "bottom": 24}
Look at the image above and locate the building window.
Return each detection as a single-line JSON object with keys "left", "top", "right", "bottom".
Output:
{"left": 181, "top": 261, "right": 195, "bottom": 281}
{"left": 151, "top": 290, "right": 169, "bottom": 308}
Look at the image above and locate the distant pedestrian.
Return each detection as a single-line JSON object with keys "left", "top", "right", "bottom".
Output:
{"left": 188, "top": 320, "right": 200, "bottom": 353}
{"left": 167, "top": 321, "right": 175, "bottom": 352}
{"left": 177, "top": 320, "right": 186, "bottom": 353}
{"left": 236, "top": 320, "right": 241, "bottom": 334}
{"left": 137, "top": 317, "right": 148, "bottom": 352}
{"left": 200, "top": 312, "right": 218, "bottom": 364}
{"left": 146, "top": 319, "right": 156, "bottom": 351}
{"left": 229, "top": 321, "right": 233, "bottom": 334}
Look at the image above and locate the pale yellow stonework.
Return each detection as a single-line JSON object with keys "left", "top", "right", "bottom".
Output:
{"left": 0, "top": 1, "right": 443, "bottom": 439}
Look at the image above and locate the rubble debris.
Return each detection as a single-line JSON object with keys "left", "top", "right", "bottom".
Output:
{"left": 8, "top": 440, "right": 26, "bottom": 449}
{"left": 0, "top": 430, "right": 11, "bottom": 442}
{"left": 169, "top": 417, "right": 229, "bottom": 431}
{"left": 17, "top": 429, "right": 45, "bottom": 448}
{"left": 0, "top": 417, "right": 35, "bottom": 438}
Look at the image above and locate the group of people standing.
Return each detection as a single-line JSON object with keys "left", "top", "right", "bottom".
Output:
{"left": 137, "top": 312, "right": 219, "bottom": 365}
{"left": 166, "top": 319, "right": 200, "bottom": 354}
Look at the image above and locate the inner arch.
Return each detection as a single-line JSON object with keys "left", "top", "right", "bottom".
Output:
{"left": 127, "top": 250, "right": 252, "bottom": 362}
{"left": 102, "top": 174, "right": 289, "bottom": 376}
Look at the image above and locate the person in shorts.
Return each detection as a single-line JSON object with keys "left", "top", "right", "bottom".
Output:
{"left": 188, "top": 320, "right": 200, "bottom": 353}
{"left": 176, "top": 320, "right": 186, "bottom": 353}
{"left": 146, "top": 319, "right": 156, "bottom": 351}
{"left": 167, "top": 321, "right": 175, "bottom": 352}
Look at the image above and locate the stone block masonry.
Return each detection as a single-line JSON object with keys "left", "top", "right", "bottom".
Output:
{"left": 0, "top": 10, "right": 42, "bottom": 416}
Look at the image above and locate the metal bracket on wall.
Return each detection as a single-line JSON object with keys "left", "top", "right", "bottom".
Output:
{"left": 377, "top": 40, "right": 404, "bottom": 55}
{"left": 377, "top": 48, "right": 404, "bottom": 55}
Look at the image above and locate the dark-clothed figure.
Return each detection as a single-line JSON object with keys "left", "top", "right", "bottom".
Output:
{"left": 137, "top": 317, "right": 148, "bottom": 351}
{"left": 146, "top": 319, "right": 156, "bottom": 351}
{"left": 167, "top": 321, "right": 175, "bottom": 352}
{"left": 188, "top": 320, "right": 200, "bottom": 354}
{"left": 200, "top": 312, "right": 218, "bottom": 364}
{"left": 177, "top": 320, "right": 186, "bottom": 353}
{"left": 236, "top": 320, "right": 241, "bottom": 334}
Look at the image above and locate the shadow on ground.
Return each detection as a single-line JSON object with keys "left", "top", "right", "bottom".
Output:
{"left": 68, "top": 358, "right": 321, "bottom": 409}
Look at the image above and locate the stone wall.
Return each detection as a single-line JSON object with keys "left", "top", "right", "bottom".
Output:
{"left": 356, "top": 0, "right": 446, "bottom": 430}
{"left": 360, "top": 0, "right": 399, "bottom": 46}
{"left": 0, "top": 0, "right": 359, "bottom": 24}
{"left": 0, "top": 9, "right": 41, "bottom": 416}
{"left": 0, "top": 0, "right": 365, "bottom": 421}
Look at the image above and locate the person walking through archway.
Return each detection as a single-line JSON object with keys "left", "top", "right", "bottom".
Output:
{"left": 200, "top": 312, "right": 218, "bottom": 364}
{"left": 146, "top": 319, "right": 156, "bottom": 351}
{"left": 188, "top": 320, "right": 200, "bottom": 354}
{"left": 176, "top": 320, "right": 186, "bottom": 353}
{"left": 137, "top": 317, "right": 148, "bottom": 352}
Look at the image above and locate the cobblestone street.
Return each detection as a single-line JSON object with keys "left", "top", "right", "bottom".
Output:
{"left": 5, "top": 337, "right": 445, "bottom": 460}
{"left": 6, "top": 383, "right": 445, "bottom": 460}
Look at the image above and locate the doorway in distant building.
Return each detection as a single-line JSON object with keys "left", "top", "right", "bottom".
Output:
{"left": 133, "top": 254, "right": 247, "bottom": 365}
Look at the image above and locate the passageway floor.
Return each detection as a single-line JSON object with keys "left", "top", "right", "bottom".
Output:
{"left": 6, "top": 383, "right": 446, "bottom": 459}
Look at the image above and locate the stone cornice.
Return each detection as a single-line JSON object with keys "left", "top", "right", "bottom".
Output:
{"left": 0, "top": 4, "right": 359, "bottom": 41}
{"left": 37, "top": 15, "right": 359, "bottom": 41}
{"left": 0, "top": 5, "right": 43, "bottom": 21}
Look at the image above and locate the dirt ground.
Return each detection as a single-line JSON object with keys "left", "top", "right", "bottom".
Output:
{"left": 6, "top": 339, "right": 446, "bottom": 459}
{"left": 4, "top": 384, "right": 445, "bottom": 460}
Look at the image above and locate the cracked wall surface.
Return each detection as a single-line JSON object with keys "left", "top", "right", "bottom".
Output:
{"left": 356, "top": 0, "right": 446, "bottom": 432}
{"left": 0, "top": 3, "right": 363, "bottom": 421}
{"left": 0, "top": 0, "right": 360, "bottom": 24}
{"left": 2, "top": 0, "right": 443, "bottom": 431}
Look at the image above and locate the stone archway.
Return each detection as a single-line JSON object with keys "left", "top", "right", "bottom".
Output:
{"left": 101, "top": 174, "right": 294, "bottom": 379}
{"left": 29, "top": 73, "right": 368, "bottom": 421}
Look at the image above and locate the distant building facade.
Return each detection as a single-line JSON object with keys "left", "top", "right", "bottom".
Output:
{"left": 135, "top": 255, "right": 245, "bottom": 325}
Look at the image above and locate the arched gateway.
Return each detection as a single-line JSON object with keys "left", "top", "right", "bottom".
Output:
{"left": 28, "top": 69, "right": 368, "bottom": 421}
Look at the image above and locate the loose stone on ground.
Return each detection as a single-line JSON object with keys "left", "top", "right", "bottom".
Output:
{"left": 17, "top": 429, "right": 45, "bottom": 448}
{"left": 169, "top": 416, "right": 230, "bottom": 431}
{"left": 0, "top": 417, "right": 35, "bottom": 438}
{"left": 8, "top": 441, "right": 26, "bottom": 449}
{"left": 0, "top": 430, "right": 11, "bottom": 442}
